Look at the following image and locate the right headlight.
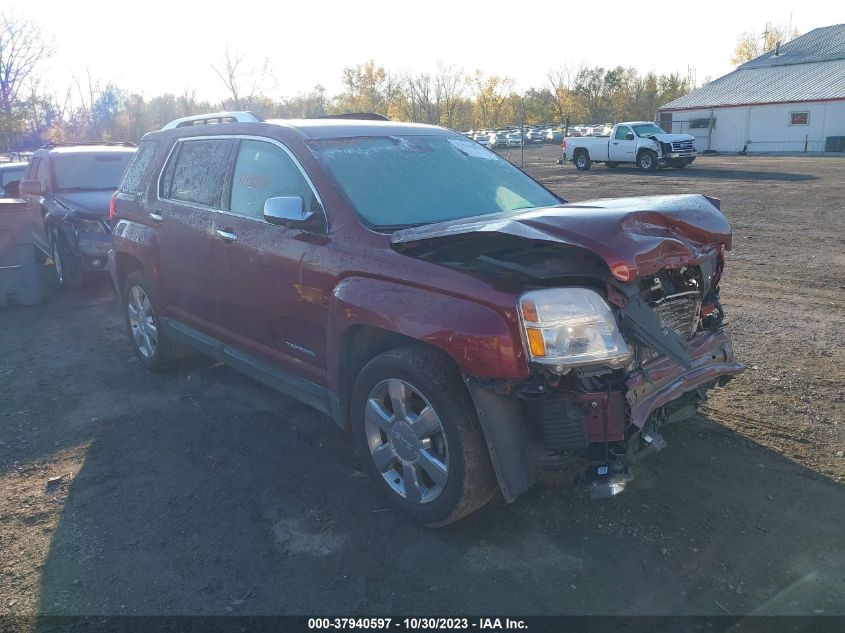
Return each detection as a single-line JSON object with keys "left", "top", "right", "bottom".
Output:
{"left": 518, "top": 287, "right": 632, "bottom": 371}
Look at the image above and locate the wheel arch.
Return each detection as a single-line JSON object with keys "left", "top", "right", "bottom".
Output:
{"left": 114, "top": 251, "right": 145, "bottom": 297}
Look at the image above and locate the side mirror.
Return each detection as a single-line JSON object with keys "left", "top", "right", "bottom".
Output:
{"left": 2, "top": 180, "right": 21, "bottom": 198}
{"left": 263, "top": 196, "right": 313, "bottom": 227}
{"left": 19, "top": 180, "right": 44, "bottom": 196}
{"left": 625, "top": 132, "right": 635, "bottom": 141}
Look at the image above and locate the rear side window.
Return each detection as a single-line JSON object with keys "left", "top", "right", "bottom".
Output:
{"left": 229, "top": 140, "right": 315, "bottom": 220}
{"left": 614, "top": 126, "right": 632, "bottom": 140}
{"left": 119, "top": 140, "right": 159, "bottom": 194}
{"left": 160, "top": 139, "right": 231, "bottom": 208}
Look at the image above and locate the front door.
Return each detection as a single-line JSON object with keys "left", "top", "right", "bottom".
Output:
{"left": 154, "top": 137, "right": 234, "bottom": 332}
{"left": 609, "top": 125, "right": 637, "bottom": 162}
{"left": 25, "top": 158, "right": 50, "bottom": 252}
{"left": 210, "top": 138, "right": 330, "bottom": 385}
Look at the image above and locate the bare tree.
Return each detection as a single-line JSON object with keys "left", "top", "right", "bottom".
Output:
{"left": 401, "top": 72, "right": 436, "bottom": 123}
{"left": 211, "top": 46, "right": 273, "bottom": 110}
{"left": 434, "top": 63, "right": 465, "bottom": 128}
{"left": 0, "top": 12, "right": 52, "bottom": 117}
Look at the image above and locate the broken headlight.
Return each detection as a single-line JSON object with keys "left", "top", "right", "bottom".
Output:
{"left": 518, "top": 288, "right": 632, "bottom": 371}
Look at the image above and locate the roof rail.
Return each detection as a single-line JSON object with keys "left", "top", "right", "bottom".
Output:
{"left": 40, "top": 141, "right": 137, "bottom": 149}
{"left": 309, "top": 112, "right": 389, "bottom": 121}
{"left": 162, "top": 111, "right": 263, "bottom": 130}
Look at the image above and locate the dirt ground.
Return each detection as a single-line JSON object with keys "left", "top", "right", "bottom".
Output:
{"left": 1, "top": 152, "right": 843, "bottom": 618}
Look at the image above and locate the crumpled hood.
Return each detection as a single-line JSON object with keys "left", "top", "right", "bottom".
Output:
{"left": 649, "top": 133, "right": 695, "bottom": 144}
{"left": 391, "top": 194, "right": 731, "bottom": 279}
{"left": 54, "top": 191, "right": 113, "bottom": 219}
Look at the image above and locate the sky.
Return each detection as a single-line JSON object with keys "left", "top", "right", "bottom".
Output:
{"left": 9, "top": 0, "right": 845, "bottom": 103}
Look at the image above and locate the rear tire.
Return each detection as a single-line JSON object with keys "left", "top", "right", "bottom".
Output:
{"left": 351, "top": 345, "right": 498, "bottom": 527}
{"left": 637, "top": 150, "right": 658, "bottom": 171}
{"left": 123, "top": 270, "right": 184, "bottom": 371}
{"left": 574, "top": 151, "right": 592, "bottom": 171}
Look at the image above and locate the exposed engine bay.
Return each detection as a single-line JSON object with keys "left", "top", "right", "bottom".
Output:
{"left": 392, "top": 194, "right": 745, "bottom": 500}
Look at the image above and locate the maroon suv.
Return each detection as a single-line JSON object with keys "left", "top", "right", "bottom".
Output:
{"left": 109, "top": 112, "right": 743, "bottom": 526}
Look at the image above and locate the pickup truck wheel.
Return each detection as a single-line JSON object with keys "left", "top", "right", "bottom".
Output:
{"left": 51, "top": 230, "right": 84, "bottom": 290}
{"left": 123, "top": 270, "right": 183, "bottom": 370}
{"left": 351, "top": 345, "right": 498, "bottom": 527}
{"left": 574, "top": 151, "right": 591, "bottom": 171}
{"left": 637, "top": 150, "right": 658, "bottom": 171}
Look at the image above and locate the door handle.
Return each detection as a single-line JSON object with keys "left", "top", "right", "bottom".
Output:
{"left": 216, "top": 229, "right": 238, "bottom": 242}
{"left": 612, "top": 142, "right": 619, "bottom": 145}
{"left": 149, "top": 212, "right": 164, "bottom": 223}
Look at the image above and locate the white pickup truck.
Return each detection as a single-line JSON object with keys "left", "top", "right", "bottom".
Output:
{"left": 562, "top": 121, "right": 697, "bottom": 171}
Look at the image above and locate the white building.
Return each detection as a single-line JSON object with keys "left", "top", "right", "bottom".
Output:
{"left": 658, "top": 24, "right": 845, "bottom": 153}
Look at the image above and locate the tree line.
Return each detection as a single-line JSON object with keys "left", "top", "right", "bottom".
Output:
{"left": 1, "top": 12, "right": 697, "bottom": 150}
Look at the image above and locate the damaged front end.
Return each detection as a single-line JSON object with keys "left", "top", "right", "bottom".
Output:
{"left": 392, "top": 194, "right": 745, "bottom": 501}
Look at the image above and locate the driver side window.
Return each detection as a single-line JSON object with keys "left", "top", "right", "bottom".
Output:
{"left": 229, "top": 140, "right": 315, "bottom": 220}
{"left": 614, "top": 126, "right": 632, "bottom": 140}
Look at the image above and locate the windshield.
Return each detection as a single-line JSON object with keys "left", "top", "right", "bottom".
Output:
{"left": 308, "top": 135, "right": 560, "bottom": 228}
{"left": 632, "top": 124, "right": 667, "bottom": 137}
{"left": 52, "top": 153, "right": 134, "bottom": 191}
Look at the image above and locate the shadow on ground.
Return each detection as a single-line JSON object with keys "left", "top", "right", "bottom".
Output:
{"left": 33, "top": 369, "right": 845, "bottom": 615}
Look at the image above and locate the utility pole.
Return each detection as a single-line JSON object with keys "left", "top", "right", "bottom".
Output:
{"left": 520, "top": 96, "right": 525, "bottom": 168}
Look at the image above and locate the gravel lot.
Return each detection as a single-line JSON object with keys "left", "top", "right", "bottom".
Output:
{"left": 1, "top": 152, "right": 843, "bottom": 617}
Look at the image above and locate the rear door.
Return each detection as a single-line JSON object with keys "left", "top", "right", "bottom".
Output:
{"left": 155, "top": 137, "right": 234, "bottom": 330}
{"left": 609, "top": 125, "right": 637, "bottom": 162}
{"left": 209, "top": 137, "right": 330, "bottom": 384}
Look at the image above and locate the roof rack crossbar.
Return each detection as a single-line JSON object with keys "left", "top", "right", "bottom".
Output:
{"left": 161, "top": 111, "right": 263, "bottom": 130}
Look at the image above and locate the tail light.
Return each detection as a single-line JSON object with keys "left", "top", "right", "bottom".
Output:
{"left": 562, "top": 139, "right": 567, "bottom": 151}
{"left": 109, "top": 193, "right": 117, "bottom": 221}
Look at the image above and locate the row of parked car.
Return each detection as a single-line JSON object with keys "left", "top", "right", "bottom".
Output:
{"left": 461, "top": 125, "right": 566, "bottom": 148}
{"left": 457, "top": 123, "right": 625, "bottom": 149}
{"left": 3, "top": 110, "right": 741, "bottom": 527}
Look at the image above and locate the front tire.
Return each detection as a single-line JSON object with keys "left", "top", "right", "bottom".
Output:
{"left": 351, "top": 345, "right": 498, "bottom": 527}
{"left": 51, "top": 229, "right": 84, "bottom": 290}
{"left": 637, "top": 150, "right": 658, "bottom": 171}
{"left": 123, "top": 270, "right": 183, "bottom": 371}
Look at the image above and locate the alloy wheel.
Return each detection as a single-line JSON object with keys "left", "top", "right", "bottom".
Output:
{"left": 127, "top": 285, "right": 158, "bottom": 359}
{"left": 364, "top": 378, "right": 449, "bottom": 504}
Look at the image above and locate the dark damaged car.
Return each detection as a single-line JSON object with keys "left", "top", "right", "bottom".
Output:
{"left": 21, "top": 143, "right": 136, "bottom": 289}
{"left": 108, "top": 112, "right": 744, "bottom": 526}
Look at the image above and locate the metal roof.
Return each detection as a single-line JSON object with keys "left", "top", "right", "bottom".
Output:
{"left": 660, "top": 24, "right": 845, "bottom": 110}
{"left": 740, "top": 24, "right": 845, "bottom": 69}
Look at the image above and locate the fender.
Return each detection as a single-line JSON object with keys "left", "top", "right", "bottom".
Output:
{"left": 328, "top": 276, "right": 536, "bottom": 502}
{"left": 110, "top": 218, "right": 162, "bottom": 297}
{"left": 327, "top": 275, "right": 529, "bottom": 404}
